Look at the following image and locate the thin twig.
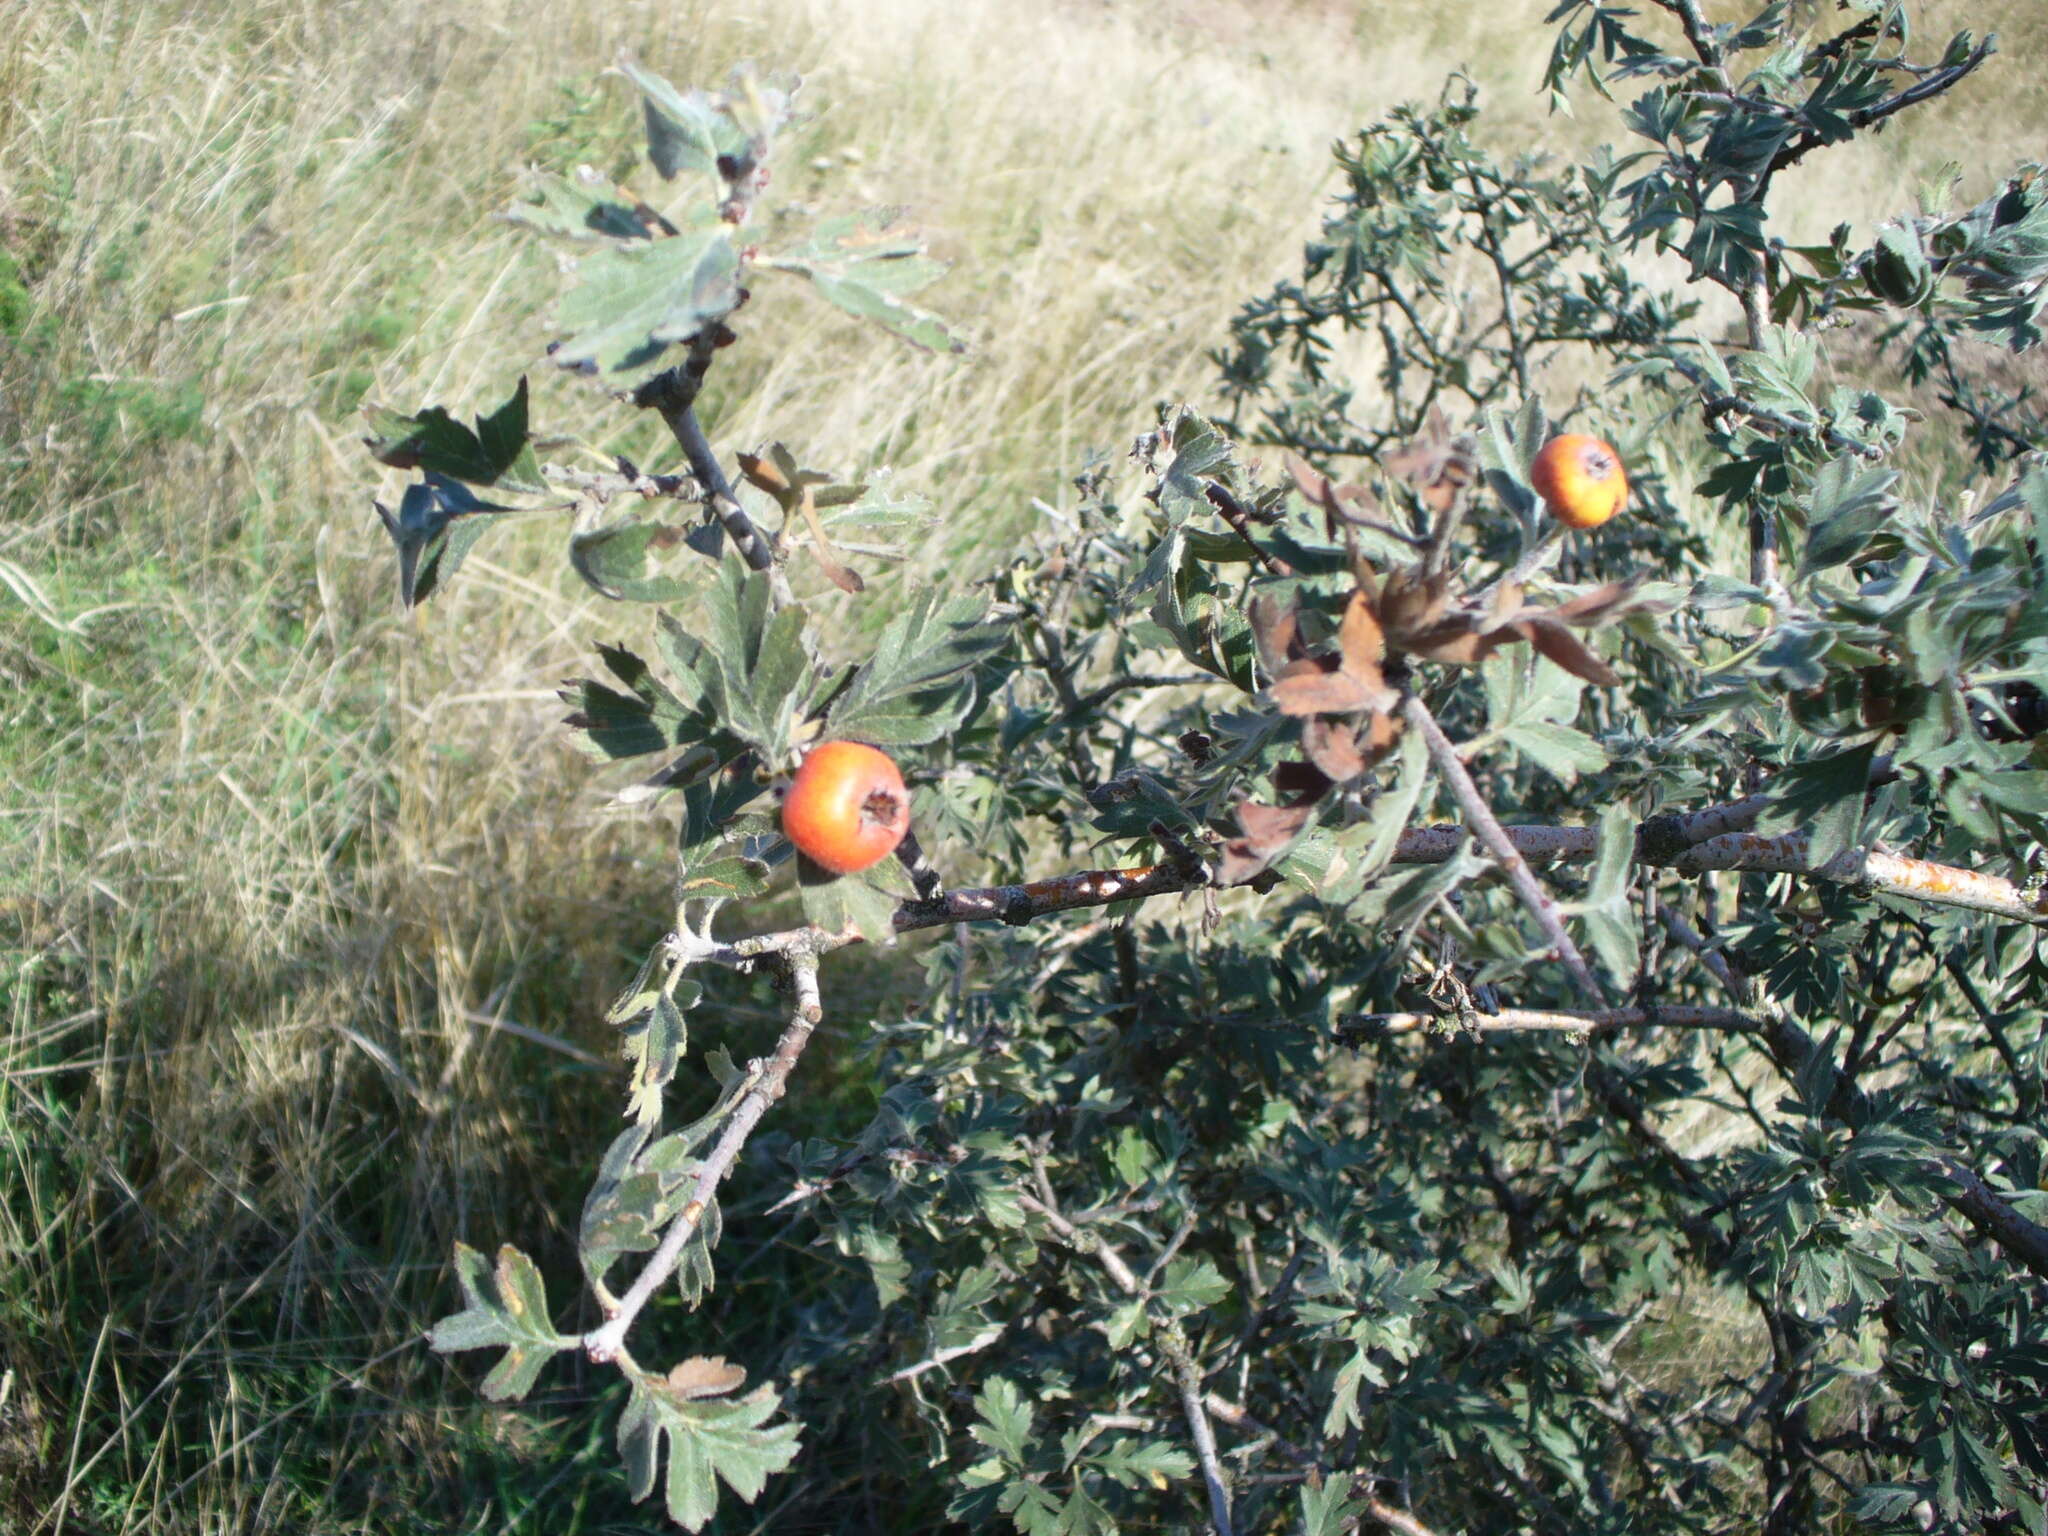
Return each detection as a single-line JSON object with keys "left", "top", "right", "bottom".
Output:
{"left": 1019, "top": 1193, "right": 1233, "bottom": 1534}
{"left": 631, "top": 338, "right": 788, "bottom": 597}
{"left": 1401, "top": 692, "right": 1608, "bottom": 1005}
{"left": 1658, "top": 0, "right": 1729, "bottom": 83}
{"left": 1664, "top": 357, "right": 1887, "bottom": 463}
{"left": 668, "top": 405, "right": 786, "bottom": 588}
{"left": 542, "top": 460, "right": 701, "bottom": 505}
{"left": 1170, "top": 1339, "right": 1237, "bottom": 1536}
{"left": 1654, "top": 902, "right": 1749, "bottom": 1005}
{"left": 1671, "top": 833, "right": 2048, "bottom": 925}
{"left": 583, "top": 948, "right": 823, "bottom": 1362}
{"left": 1202, "top": 1397, "right": 1443, "bottom": 1536}
{"left": 1764, "top": 36, "right": 1997, "bottom": 175}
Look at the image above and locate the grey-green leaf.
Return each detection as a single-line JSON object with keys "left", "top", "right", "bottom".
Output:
{"left": 552, "top": 222, "right": 741, "bottom": 383}
{"left": 570, "top": 519, "right": 700, "bottom": 602}
{"left": 617, "top": 1374, "right": 803, "bottom": 1533}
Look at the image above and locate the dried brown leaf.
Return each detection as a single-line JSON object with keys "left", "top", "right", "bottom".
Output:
{"left": 1216, "top": 799, "right": 1314, "bottom": 884}
{"left": 1401, "top": 615, "right": 1503, "bottom": 668}
{"left": 1287, "top": 451, "right": 1400, "bottom": 540}
{"left": 1336, "top": 588, "right": 1385, "bottom": 686}
{"left": 1273, "top": 757, "right": 1335, "bottom": 803}
{"left": 1248, "top": 594, "right": 1302, "bottom": 675}
{"left": 1236, "top": 800, "right": 1313, "bottom": 845}
{"left": 1268, "top": 656, "right": 1384, "bottom": 717}
{"left": 1364, "top": 707, "right": 1402, "bottom": 756}
{"left": 663, "top": 1355, "right": 749, "bottom": 1400}
{"left": 797, "top": 484, "right": 864, "bottom": 594}
{"left": 1378, "top": 568, "right": 1452, "bottom": 645}
{"left": 736, "top": 450, "right": 792, "bottom": 501}
{"left": 1548, "top": 577, "right": 1642, "bottom": 627}
{"left": 1301, "top": 717, "right": 1368, "bottom": 783}
{"left": 1382, "top": 405, "right": 1480, "bottom": 513}
{"left": 1515, "top": 615, "right": 1621, "bottom": 686}
{"left": 1285, "top": 452, "right": 1334, "bottom": 505}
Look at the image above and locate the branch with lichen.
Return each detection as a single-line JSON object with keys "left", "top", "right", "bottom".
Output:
{"left": 1342, "top": 1004, "right": 1761, "bottom": 1040}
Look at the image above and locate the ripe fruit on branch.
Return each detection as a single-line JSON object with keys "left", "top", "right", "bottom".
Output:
{"left": 1530, "top": 433, "right": 1628, "bottom": 530}
{"left": 782, "top": 741, "right": 910, "bottom": 874}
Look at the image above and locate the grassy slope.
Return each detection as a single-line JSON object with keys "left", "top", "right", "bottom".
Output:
{"left": 1, "top": 0, "right": 2042, "bottom": 1529}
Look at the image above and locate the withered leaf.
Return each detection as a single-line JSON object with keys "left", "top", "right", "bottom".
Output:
{"left": 1336, "top": 588, "right": 1385, "bottom": 684}
{"left": 1548, "top": 577, "right": 1643, "bottom": 628}
{"left": 662, "top": 1355, "right": 749, "bottom": 1400}
{"left": 1273, "top": 757, "right": 1335, "bottom": 803}
{"left": 1364, "top": 708, "right": 1401, "bottom": 756}
{"left": 1268, "top": 655, "right": 1386, "bottom": 716}
{"left": 1286, "top": 452, "right": 1336, "bottom": 508}
{"left": 1216, "top": 799, "right": 1314, "bottom": 885}
{"left": 1301, "top": 717, "right": 1368, "bottom": 783}
{"left": 737, "top": 450, "right": 792, "bottom": 499}
{"left": 1513, "top": 615, "right": 1622, "bottom": 686}
{"left": 797, "top": 484, "right": 864, "bottom": 594}
{"left": 1287, "top": 453, "right": 1353, "bottom": 539}
{"left": 1377, "top": 568, "right": 1452, "bottom": 645}
{"left": 1236, "top": 800, "right": 1312, "bottom": 844}
{"left": 1248, "top": 593, "right": 1303, "bottom": 676}
{"left": 1381, "top": 405, "right": 1480, "bottom": 514}
{"left": 1400, "top": 614, "right": 1507, "bottom": 668}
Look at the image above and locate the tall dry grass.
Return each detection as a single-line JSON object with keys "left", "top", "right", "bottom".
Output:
{"left": 1, "top": 0, "right": 2042, "bottom": 1528}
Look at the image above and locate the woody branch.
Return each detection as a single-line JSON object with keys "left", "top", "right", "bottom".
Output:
{"left": 582, "top": 943, "right": 823, "bottom": 1363}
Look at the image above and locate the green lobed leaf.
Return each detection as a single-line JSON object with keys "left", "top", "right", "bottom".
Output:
{"left": 720, "top": 604, "right": 811, "bottom": 758}
{"left": 1157, "top": 409, "right": 1234, "bottom": 525}
{"left": 560, "top": 641, "right": 722, "bottom": 763}
{"left": 1797, "top": 457, "right": 1901, "bottom": 578}
{"left": 1501, "top": 720, "right": 1608, "bottom": 784}
{"left": 968, "top": 1376, "right": 1035, "bottom": 1466}
{"left": 761, "top": 210, "right": 963, "bottom": 353}
{"left": 826, "top": 590, "right": 1010, "bottom": 744}
{"left": 551, "top": 218, "right": 741, "bottom": 382}
{"left": 363, "top": 377, "right": 546, "bottom": 494}
{"left": 427, "top": 1242, "right": 573, "bottom": 1402}
{"left": 797, "top": 847, "right": 912, "bottom": 945}
{"left": 569, "top": 519, "right": 701, "bottom": 602}
{"left": 619, "top": 59, "right": 752, "bottom": 182}
{"left": 1300, "top": 1475, "right": 1370, "bottom": 1536}
{"left": 1757, "top": 741, "right": 1879, "bottom": 868}
{"left": 504, "top": 169, "right": 672, "bottom": 243}
{"left": 621, "top": 989, "right": 693, "bottom": 1127}
{"left": 1153, "top": 1256, "right": 1230, "bottom": 1319}
{"left": 1089, "top": 1437, "right": 1195, "bottom": 1490}
{"left": 617, "top": 1372, "right": 802, "bottom": 1533}
{"left": 371, "top": 472, "right": 522, "bottom": 609}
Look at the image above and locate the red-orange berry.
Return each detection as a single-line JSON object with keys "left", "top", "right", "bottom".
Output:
{"left": 781, "top": 741, "right": 910, "bottom": 875}
{"left": 1530, "top": 433, "right": 1628, "bottom": 530}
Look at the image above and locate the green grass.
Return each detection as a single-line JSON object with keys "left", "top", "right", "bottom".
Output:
{"left": 3, "top": 0, "right": 2045, "bottom": 1529}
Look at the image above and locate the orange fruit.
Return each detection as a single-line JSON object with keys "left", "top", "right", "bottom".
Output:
{"left": 1530, "top": 433, "right": 1628, "bottom": 530}
{"left": 781, "top": 741, "right": 910, "bottom": 874}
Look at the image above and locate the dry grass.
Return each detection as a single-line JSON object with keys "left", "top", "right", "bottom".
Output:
{"left": 2, "top": 0, "right": 2043, "bottom": 1528}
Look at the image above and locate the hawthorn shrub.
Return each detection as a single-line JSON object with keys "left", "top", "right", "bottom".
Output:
{"left": 373, "top": 6, "right": 2048, "bottom": 1532}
